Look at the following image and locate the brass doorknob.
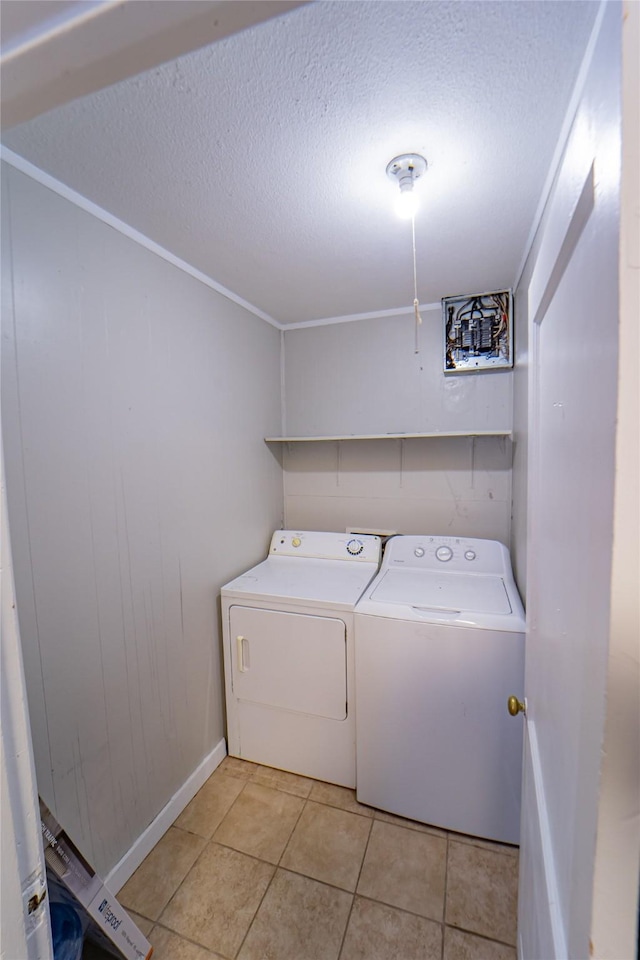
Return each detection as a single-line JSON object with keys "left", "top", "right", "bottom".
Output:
{"left": 507, "top": 695, "right": 526, "bottom": 717}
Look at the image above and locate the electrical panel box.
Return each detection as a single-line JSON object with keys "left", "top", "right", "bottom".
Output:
{"left": 443, "top": 290, "right": 513, "bottom": 373}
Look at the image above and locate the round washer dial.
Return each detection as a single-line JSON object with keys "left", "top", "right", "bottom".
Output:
{"left": 465, "top": 550, "right": 476, "bottom": 561}
{"left": 414, "top": 547, "right": 425, "bottom": 558}
{"left": 346, "top": 538, "right": 364, "bottom": 556}
{"left": 435, "top": 545, "right": 453, "bottom": 562}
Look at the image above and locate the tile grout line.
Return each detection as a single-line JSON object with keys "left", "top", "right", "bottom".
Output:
{"left": 277, "top": 794, "right": 312, "bottom": 868}
{"left": 151, "top": 822, "right": 227, "bottom": 934}
{"left": 231, "top": 869, "right": 276, "bottom": 960}
{"left": 132, "top": 820, "right": 217, "bottom": 923}
{"left": 443, "top": 830, "right": 519, "bottom": 952}
{"left": 441, "top": 831, "right": 450, "bottom": 960}
{"left": 448, "top": 834, "right": 519, "bottom": 860}
{"left": 215, "top": 777, "right": 373, "bottom": 959}
{"left": 225, "top": 763, "right": 308, "bottom": 959}
{"left": 149, "top": 919, "right": 227, "bottom": 958}
{"left": 148, "top": 775, "right": 255, "bottom": 953}
{"left": 374, "top": 813, "right": 449, "bottom": 840}
{"left": 444, "top": 922, "right": 519, "bottom": 951}
{"left": 350, "top": 892, "right": 450, "bottom": 928}
{"left": 305, "top": 795, "right": 375, "bottom": 822}
{"left": 336, "top": 811, "right": 375, "bottom": 960}
{"left": 232, "top": 790, "right": 311, "bottom": 960}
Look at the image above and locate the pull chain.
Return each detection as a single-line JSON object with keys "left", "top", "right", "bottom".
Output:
{"left": 411, "top": 212, "right": 423, "bottom": 354}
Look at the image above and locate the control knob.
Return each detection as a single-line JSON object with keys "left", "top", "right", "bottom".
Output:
{"left": 435, "top": 545, "right": 453, "bottom": 562}
{"left": 414, "top": 547, "right": 425, "bottom": 558}
{"left": 346, "top": 538, "right": 364, "bottom": 556}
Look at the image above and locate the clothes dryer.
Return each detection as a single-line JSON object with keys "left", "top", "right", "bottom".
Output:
{"left": 355, "top": 534, "right": 525, "bottom": 844}
{"left": 221, "top": 530, "right": 381, "bottom": 787}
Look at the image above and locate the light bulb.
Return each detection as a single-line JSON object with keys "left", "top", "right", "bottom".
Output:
{"left": 387, "top": 154, "right": 427, "bottom": 220}
{"left": 396, "top": 188, "right": 419, "bottom": 220}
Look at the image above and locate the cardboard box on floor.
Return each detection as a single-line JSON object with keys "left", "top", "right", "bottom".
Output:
{"left": 40, "top": 798, "right": 152, "bottom": 960}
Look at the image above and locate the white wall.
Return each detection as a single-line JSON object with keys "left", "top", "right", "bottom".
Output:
{"left": 283, "top": 311, "right": 513, "bottom": 545}
{"left": 283, "top": 436, "right": 512, "bottom": 543}
{"left": 284, "top": 309, "right": 512, "bottom": 437}
{"left": 1, "top": 162, "right": 283, "bottom": 877}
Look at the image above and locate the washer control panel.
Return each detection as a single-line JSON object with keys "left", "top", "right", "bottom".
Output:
{"left": 269, "top": 530, "right": 381, "bottom": 563}
{"left": 385, "top": 535, "right": 511, "bottom": 576}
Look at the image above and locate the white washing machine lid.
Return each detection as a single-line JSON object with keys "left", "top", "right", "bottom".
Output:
{"left": 222, "top": 556, "right": 380, "bottom": 610}
{"left": 370, "top": 569, "right": 512, "bottom": 614}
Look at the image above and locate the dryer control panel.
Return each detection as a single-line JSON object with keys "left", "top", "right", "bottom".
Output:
{"left": 383, "top": 535, "right": 511, "bottom": 576}
{"left": 269, "top": 530, "right": 382, "bottom": 564}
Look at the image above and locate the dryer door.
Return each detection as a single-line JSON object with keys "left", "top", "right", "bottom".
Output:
{"left": 229, "top": 606, "right": 347, "bottom": 720}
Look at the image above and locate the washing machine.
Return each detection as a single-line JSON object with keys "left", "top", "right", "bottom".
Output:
{"left": 221, "top": 530, "right": 382, "bottom": 787}
{"left": 355, "top": 534, "right": 525, "bottom": 844}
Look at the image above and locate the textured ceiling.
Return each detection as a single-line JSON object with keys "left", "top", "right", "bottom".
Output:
{"left": 2, "top": 1, "right": 597, "bottom": 326}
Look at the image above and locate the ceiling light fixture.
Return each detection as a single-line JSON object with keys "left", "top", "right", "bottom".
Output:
{"left": 386, "top": 153, "right": 428, "bottom": 354}
{"left": 386, "top": 153, "right": 427, "bottom": 220}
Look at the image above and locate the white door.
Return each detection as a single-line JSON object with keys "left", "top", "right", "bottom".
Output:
{"left": 229, "top": 606, "right": 347, "bottom": 720}
{"left": 518, "top": 6, "right": 621, "bottom": 958}
{"left": 1, "top": 443, "right": 53, "bottom": 959}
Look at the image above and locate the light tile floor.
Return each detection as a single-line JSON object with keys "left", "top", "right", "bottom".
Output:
{"left": 114, "top": 757, "right": 519, "bottom": 960}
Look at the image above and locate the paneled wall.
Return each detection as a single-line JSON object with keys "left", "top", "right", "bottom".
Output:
{"left": 283, "top": 311, "right": 513, "bottom": 546}
{"left": 1, "top": 163, "right": 283, "bottom": 876}
{"left": 283, "top": 437, "right": 512, "bottom": 544}
{"left": 284, "top": 310, "right": 513, "bottom": 437}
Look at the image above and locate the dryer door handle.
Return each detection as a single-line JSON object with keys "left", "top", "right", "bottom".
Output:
{"left": 236, "top": 635, "right": 249, "bottom": 672}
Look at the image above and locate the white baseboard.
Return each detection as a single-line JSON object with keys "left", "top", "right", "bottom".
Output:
{"left": 104, "top": 738, "right": 227, "bottom": 893}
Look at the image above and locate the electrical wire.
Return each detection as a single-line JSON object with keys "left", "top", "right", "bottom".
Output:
{"left": 411, "top": 212, "right": 423, "bottom": 354}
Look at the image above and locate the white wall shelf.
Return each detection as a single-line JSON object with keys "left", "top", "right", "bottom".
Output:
{"left": 265, "top": 431, "right": 512, "bottom": 442}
